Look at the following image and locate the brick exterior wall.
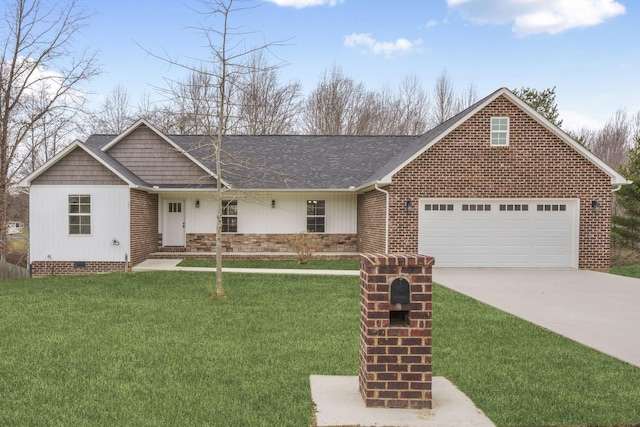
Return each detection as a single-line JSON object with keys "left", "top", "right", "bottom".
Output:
{"left": 130, "top": 189, "right": 159, "bottom": 267}
{"left": 359, "top": 95, "right": 613, "bottom": 270}
{"left": 357, "top": 191, "right": 387, "bottom": 253}
{"left": 158, "top": 233, "right": 358, "bottom": 253}
{"left": 31, "top": 261, "right": 126, "bottom": 277}
{"left": 359, "top": 253, "right": 433, "bottom": 409}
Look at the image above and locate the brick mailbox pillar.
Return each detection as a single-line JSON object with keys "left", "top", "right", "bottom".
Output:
{"left": 359, "top": 253, "right": 434, "bottom": 409}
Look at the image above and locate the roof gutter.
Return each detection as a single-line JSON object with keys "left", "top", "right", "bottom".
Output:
{"left": 374, "top": 182, "right": 389, "bottom": 254}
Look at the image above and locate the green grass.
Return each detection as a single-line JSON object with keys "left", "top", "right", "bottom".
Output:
{"left": 1, "top": 272, "right": 640, "bottom": 426}
{"left": 610, "top": 264, "right": 640, "bottom": 278}
{"left": 0, "top": 272, "right": 359, "bottom": 426}
{"left": 177, "top": 258, "right": 360, "bottom": 270}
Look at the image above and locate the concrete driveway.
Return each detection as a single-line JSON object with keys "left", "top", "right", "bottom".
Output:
{"left": 433, "top": 268, "right": 640, "bottom": 368}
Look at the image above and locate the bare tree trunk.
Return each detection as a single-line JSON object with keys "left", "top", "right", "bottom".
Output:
{"left": 214, "top": 4, "right": 229, "bottom": 297}
{"left": 0, "top": 0, "right": 99, "bottom": 260}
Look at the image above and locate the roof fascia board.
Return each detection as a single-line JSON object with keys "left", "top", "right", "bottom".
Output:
{"left": 355, "top": 181, "right": 390, "bottom": 193}
{"left": 18, "top": 141, "right": 137, "bottom": 188}
{"left": 145, "top": 187, "right": 357, "bottom": 193}
{"left": 239, "top": 188, "right": 357, "bottom": 192}
{"left": 101, "top": 118, "right": 228, "bottom": 187}
{"left": 380, "top": 88, "right": 629, "bottom": 186}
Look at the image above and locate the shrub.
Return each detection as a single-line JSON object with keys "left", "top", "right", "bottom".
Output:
{"left": 610, "top": 246, "right": 640, "bottom": 267}
{"left": 289, "top": 231, "right": 317, "bottom": 264}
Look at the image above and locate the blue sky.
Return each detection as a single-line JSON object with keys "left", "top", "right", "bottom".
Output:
{"left": 81, "top": 0, "right": 638, "bottom": 131}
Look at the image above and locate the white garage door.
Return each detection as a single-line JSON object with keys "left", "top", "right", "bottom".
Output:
{"left": 418, "top": 199, "right": 579, "bottom": 268}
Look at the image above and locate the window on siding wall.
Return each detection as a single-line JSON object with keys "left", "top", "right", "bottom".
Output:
{"left": 307, "top": 200, "right": 325, "bottom": 233}
{"left": 490, "top": 117, "right": 509, "bottom": 146}
{"left": 69, "top": 195, "right": 91, "bottom": 235}
{"left": 222, "top": 200, "right": 237, "bottom": 232}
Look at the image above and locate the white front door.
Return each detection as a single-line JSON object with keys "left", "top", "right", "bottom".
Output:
{"left": 164, "top": 200, "right": 185, "bottom": 247}
{"left": 418, "top": 199, "right": 579, "bottom": 268}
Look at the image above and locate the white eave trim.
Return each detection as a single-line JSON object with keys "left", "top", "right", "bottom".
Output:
{"left": 100, "top": 118, "right": 228, "bottom": 187}
{"left": 17, "top": 140, "right": 138, "bottom": 188}
{"left": 378, "top": 87, "right": 629, "bottom": 187}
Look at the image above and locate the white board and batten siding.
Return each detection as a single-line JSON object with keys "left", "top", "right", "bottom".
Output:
{"left": 30, "top": 186, "right": 130, "bottom": 262}
{"left": 418, "top": 199, "right": 579, "bottom": 268}
{"left": 158, "top": 192, "right": 357, "bottom": 235}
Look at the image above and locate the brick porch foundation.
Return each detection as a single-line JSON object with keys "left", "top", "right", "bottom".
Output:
{"left": 158, "top": 233, "right": 358, "bottom": 253}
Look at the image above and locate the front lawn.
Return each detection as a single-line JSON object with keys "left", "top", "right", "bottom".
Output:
{"left": 610, "top": 264, "right": 640, "bottom": 278}
{"left": 1, "top": 272, "right": 640, "bottom": 426}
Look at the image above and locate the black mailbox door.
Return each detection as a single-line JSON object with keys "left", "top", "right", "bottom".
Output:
{"left": 390, "top": 278, "right": 410, "bottom": 304}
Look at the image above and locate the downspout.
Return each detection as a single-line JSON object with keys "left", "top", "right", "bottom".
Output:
{"left": 374, "top": 182, "right": 389, "bottom": 254}
{"left": 611, "top": 184, "right": 623, "bottom": 193}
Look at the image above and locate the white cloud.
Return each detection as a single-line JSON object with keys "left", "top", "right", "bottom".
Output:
{"left": 561, "top": 110, "right": 605, "bottom": 131}
{"left": 265, "top": 0, "right": 343, "bottom": 8}
{"left": 344, "top": 33, "right": 423, "bottom": 56}
{"left": 426, "top": 19, "right": 438, "bottom": 28}
{"left": 446, "top": 0, "right": 625, "bottom": 36}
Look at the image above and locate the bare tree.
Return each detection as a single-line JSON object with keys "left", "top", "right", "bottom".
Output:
{"left": 302, "top": 65, "right": 370, "bottom": 135}
{"left": 586, "top": 109, "right": 631, "bottom": 171}
{"left": 303, "top": 69, "right": 436, "bottom": 136}
{"left": 19, "top": 87, "right": 78, "bottom": 173}
{"left": 88, "top": 84, "right": 134, "bottom": 134}
{"left": 390, "top": 75, "right": 430, "bottom": 135}
{"left": 149, "top": 0, "right": 282, "bottom": 297}
{"left": 163, "top": 67, "right": 224, "bottom": 135}
{"left": 0, "top": 0, "right": 100, "bottom": 260}
{"left": 236, "top": 51, "right": 302, "bottom": 134}
{"left": 431, "top": 69, "right": 458, "bottom": 125}
{"left": 458, "top": 82, "right": 479, "bottom": 111}
{"left": 136, "top": 91, "right": 180, "bottom": 134}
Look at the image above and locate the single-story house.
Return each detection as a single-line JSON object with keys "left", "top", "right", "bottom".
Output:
{"left": 19, "top": 87, "right": 628, "bottom": 276}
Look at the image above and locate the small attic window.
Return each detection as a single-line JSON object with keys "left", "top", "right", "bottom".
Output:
{"left": 490, "top": 117, "right": 509, "bottom": 146}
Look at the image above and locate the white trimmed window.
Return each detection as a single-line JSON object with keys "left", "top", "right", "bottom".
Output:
{"left": 69, "top": 194, "right": 91, "bottom": 235}
{"left": 222, "top": 200, "right": 238, "bottom": 233}
{"left": 306, "top": 200, "right": 325, "bottom": 233}
{"left": 490, "top": 117, "right": 509, "bottom": 146}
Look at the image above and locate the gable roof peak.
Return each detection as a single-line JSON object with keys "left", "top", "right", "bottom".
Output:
{"left": 370, "top": 86, "right": 628, "bottom": 187}
{"left": 100, "top": 119, "right": 167, "bottom": 152}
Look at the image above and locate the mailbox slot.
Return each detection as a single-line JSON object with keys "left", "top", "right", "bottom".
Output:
{"left": 389, "top": 310, "right": 410, "bottom": 327}
{"left": 390, "top": 277, "right": 411, "bottom": 326}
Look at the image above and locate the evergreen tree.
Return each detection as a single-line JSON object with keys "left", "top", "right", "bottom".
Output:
{"left": 513, "top": 86, "right": 563, "bottom": 128}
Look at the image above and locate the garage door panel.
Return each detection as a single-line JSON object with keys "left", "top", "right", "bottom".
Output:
{"left": 496, "top": 237, "right": 531, "bottom": 248}
{"left": 459, "top": 253, "right": 493, "bottom": 264}
{"left": 419, "top": 199, "right": 577, "bottom": 268}
{"left": 534, "top": 236, "right": 571, "bottom": 245}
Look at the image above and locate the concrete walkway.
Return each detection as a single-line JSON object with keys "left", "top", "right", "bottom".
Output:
{"left": 433, "top": 268, "right": 640, "bottom": 368}
{"left": 132, "top": 258, "right": 360, "bottom": 276}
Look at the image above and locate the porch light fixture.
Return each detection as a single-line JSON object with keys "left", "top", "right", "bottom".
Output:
{"left": 591, "top": 200, "right": 601, "bottom": 212}
{"left": 195, "top": 200, "right": 200, "bottom": 208}
{"left": 272, "top": 200, "right": 276, "bottom": 208}
{"left": 406, "top": 200, "right": 413, "bottom": 212}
